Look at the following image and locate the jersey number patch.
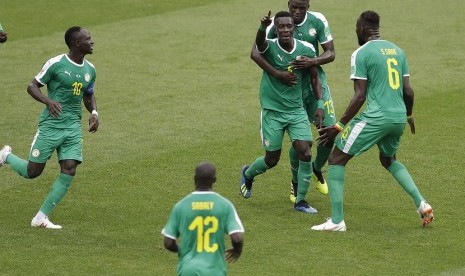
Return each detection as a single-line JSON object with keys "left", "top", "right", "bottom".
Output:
{"left": 386, "top": 58, "right": 400, "bottom": 90}
{"left": 72, "top": 82, "right": 83, "bottom": 96}
{"left": 189, "top": 216, "right": 219, "bottom": 253}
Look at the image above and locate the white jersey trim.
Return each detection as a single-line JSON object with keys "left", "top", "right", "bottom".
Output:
{"left": 343, "top": 120, "right": 367, "bottom": 153}
{"left": 35, "top": 54, "right": 65, "bottom": 85}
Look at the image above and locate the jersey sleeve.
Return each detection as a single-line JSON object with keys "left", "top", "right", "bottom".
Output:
{"left": 314, "top": 12, "right": 333, "bottom": 44}
{"left": 35, "top": 58, "right": 57, "bottom": 85}
{"left": 350, "top": 48, "right": 367, "bottom": 80}
{"left": 225, "top": 201, "right": 245, "bottom": 235}
{"left": 300, "top": 40, "right": 317, "bottom": 58}
{"left": 84, "top": 67, "right": 97, "bottom": 95}
{"left": 161, "top": 204, "right": 180, "bottom": 239}
{"left": 402, "top": 53, "right": 410, "bottom": 77}
{"left": 265, "top": 18, "right": 277, "bottom": 39}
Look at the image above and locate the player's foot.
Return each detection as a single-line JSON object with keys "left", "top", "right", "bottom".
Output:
{"left": 239, "top": 165, "right": 253, "bottom": 198}
{"left": 0, "top": 145, "right": 12, "bottom": 167}
{"left": 313, "top": 169, "right": 328, "bottom": 195}
{"left": 311, "top": 217, "right": 346, "bottom": 231}
{"left": 417, "top": 200, "right": 434, "bottom": 226}
{"left": 289, "top": 181, "right": 297, "bottom": 203}
{"left": 294, "top": 200, "right": 317, "bottom": 214}
{"left": 31, "top": 216, "right": 62, "bottom": 229}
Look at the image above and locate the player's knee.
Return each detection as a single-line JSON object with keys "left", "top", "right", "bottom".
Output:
{"left": 265, "top": 156, "right": 280, "bottom": 168}
{"left": 27, "top": 168, "right": 43, "bottom": 179}
{"left": 379, "top": 154, "right": 395, "bottom": 169}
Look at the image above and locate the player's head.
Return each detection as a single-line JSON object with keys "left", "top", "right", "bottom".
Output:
{"left": 274, "top": 11, "right": 294, "bottom": 46}
{"left": 356, "top": 10, "right": 380, "bottom": 46}
{"left": 288, "top": 0, "right": 309, "bottom": 24}
{"left": 65, "top": 26, "right": 94, "bottom": 54}
{"left": 194, "top": 161, "right": 217, "bottom": 190}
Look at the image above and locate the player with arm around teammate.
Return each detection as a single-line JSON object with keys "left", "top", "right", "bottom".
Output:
{"left": 162, "top": 162, "right": 244, "bottom": 276}
{"left": 311, "top": 11, "right": 434, "bottom": 231}
{"left": 240, "top": 10, "right": 324, "bottom": 214}
{"left": 250, "top": 0, "right": 337, "bottom": 203}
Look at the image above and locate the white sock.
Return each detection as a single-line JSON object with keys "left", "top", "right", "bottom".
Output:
{"left": 34, "top": 210, "right": 46, "bottom": 220}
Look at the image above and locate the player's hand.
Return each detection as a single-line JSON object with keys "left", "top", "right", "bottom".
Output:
{"left": 275, "top": 71, "right": 298, "bottom": 86}
{"left": 261, "top": 10, "right": 272, "bottom": 28}
{"left": 291, "top": 56, "right": 316, "bottom": 70}
{"left": 407, "top": 116, "right": 415, "bottom": 134}
{"left": 46, "top": 99, "right": 62, "bottom": 117}
{"left": 317, "top": 125, "right": 339, "bottom": 146}
{"left": 225, "top": 248, "right": 241, "bottom": 263}
{"left": 314, "top": 108, "right": 325, "bottom": 129}
{"left": 89, "top": 114, "right": 99, "bottom": 133}
{"left": 0, "top": 31, "right": 7, "bottom": 43}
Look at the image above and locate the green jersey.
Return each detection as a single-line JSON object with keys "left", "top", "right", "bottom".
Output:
{"left": 259, "top": 38, "right": 316, "bottom": 113}
{"left": 162, "top": 191, "right": 244, "bottom": 276}
{"left": 35, "top": 54, "right": 96, "bottom": 129}
{"left": 267, "top": 11, "right": 332, "bottom": 88}
{"left": 350, "top": 40, "right": 409, "bottom": 124}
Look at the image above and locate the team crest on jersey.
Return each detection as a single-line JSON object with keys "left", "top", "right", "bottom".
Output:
{"left": 32, "top": 149, "right": 40, "bottom": 158}
{"left": 84, "top": 73, "right": 91, "bottom": 82}
{"left": 308, "top": 28, "right": 317, "bottom": 36}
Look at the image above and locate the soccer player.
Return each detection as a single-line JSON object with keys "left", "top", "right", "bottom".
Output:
{"left": 162, "top": 162, "right": 244, "bottom": 276}
{"left": 311, "top": 11, "right": 434, "bottom": 231}
{"left": 250, "top": 0, "right": 337, "bottom": 203}
{"left": 240, "top": 10, "right": 324, "bottom": 214}
{"left": 0, "top": 22, "right": 7, "bottom": 43}
{"left": 0, "top": 26, "right": 99, "bottom": 229}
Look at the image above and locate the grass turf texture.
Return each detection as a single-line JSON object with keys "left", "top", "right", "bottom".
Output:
{"left": 1, "top": 0, "right": 464, "bottom": 275}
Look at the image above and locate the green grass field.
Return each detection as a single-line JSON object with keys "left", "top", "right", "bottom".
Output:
{"left": 1, "top": 0, "right": 464, "bottom": 275}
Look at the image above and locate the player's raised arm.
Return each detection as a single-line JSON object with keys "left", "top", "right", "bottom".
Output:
{"left": 255, "top": 10, "right": 272, "bottom": 52}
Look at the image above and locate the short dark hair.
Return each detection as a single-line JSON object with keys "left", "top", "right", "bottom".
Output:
{"left": 274, "top": 11, "right": 293, "bottom": 25}
{"left": 64, "top": 26, "right": 82, "bottom": 48}
{"left": 360, "top": 10, "right": 380, "bottom": 29}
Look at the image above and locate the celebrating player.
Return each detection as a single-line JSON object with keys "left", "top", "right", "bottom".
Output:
{"left": 311, "top": 11, "right": 434, "bottom": 231}
{"left": 0, "top": 26, "right": 99, "bottom": 229}
{"left": 240, "top": 10, "right": 324, "bottom": 214}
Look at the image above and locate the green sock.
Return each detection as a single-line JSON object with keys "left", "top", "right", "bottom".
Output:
{"left": 40, "top": 173, "right": 74, "bottom": 215}
{"left": 388, "top": 161, "right": 424, "bottom": 207}
{"left": 313, "top": 144, "right": 332, "bottom": 172}
{"left": 328, "top": 165, "right": 345, "bottom": 224}
{"left": 245, "top": 156, "right": 270, "bottom": 179}
{"left": 288, "top": 146, "right": 298, "bottom": 183}
{"left": 296, "top": 160, "right": 312, "bottom": 202}
{"left": 6, "top": 153, "right": 29, "bottom": 178}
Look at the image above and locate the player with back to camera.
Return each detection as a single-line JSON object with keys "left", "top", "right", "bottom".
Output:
{"left": 251, "top": 0, "right": 337, "bottom": 203}
{"left": 240, "top": 10, "right": 324, "bottom": 214}
{"left": 311, "top": 11, "right": 434, "bottom": 231}
{"left": 0, "top": 26, "right": 99, "bottom": 229}
{"left": 162, "top": 161, "right": 244, "bottom": 276}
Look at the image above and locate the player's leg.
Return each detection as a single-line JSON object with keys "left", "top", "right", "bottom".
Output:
{"left": 312, "top": 87, "right": 336, "bottom": 195}
{"left": 240, "top": 110, "right": 283, "bottom": 198}
{"left": 287, "top": 110, "right": 316, "bottom": 213}
{"left": 378, "top": 123, "right": 433, "bottom": 226}
{"left": 288, "top": 145, "right": 298, "bottom": 203}
{"left": 312, "top": 119, "right": 377, "bottom": 231}
{"left": 31, "top": 128, "right": 81, "bottom": 229}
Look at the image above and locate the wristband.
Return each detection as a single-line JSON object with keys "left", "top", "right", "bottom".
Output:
{"left": 334, "top": 121, "right": 345, "bottom": 132}
{"left": 317, "top": 100, "right": 324, "bottom": 109}
{"left": 406, "top": 114, "right": 413, "bottom": 119}
{"left": 259, "top": 25, "right": 266, "bottom": 32}
{"left": 92, "top": 110, "right": 99, "bottom": 117}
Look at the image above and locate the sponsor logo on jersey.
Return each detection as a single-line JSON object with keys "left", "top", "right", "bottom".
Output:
{"left": 277, "top": 54, "right": 283, "bottom": 62}
{"left": 64, "top": 71, "right": 71, "bottom": 77}
{"left": 309, "top": 28, "right": 317, "bottom": 36}
{"left": 84, "top": 73, "right": 91, "bottom": 82}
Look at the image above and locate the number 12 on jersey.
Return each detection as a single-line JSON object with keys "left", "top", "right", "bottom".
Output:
{"left": 189, "top": 216, "right": 219, "bottom": 253}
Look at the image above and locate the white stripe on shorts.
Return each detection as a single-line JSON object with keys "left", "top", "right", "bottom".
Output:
{"left": 342, "top": 120, "right": 367, "bottom": 153}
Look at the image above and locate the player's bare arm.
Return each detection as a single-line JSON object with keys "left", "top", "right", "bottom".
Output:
{"left": 163, "top": 236, "right": 178, "bottom": 253}
{"left": 402, "top": 75, "right": 415, "bottom": 134}
{"left": 225, "top": 232, "right": 244, "bottom": 263}
{"left": 27, "top": 79, "right": 62, "bottom": 117}
{"left": 83, "top": 93, "right": 99, "bottom": 133}
{"left": 318, "top": 78, "right": 367, "bottom": 145}
{"left": 309, "top": 65, "right": 325, "bottom": 128}
{"left": 256, "top": 10, "right": 272, "bottom": 52}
